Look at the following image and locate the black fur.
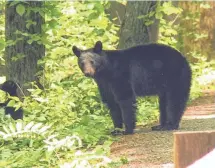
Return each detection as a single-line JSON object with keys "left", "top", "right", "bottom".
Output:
{"left": 72, "top": 41, "right": 192, "bottom": 135}
{"left": 0, "top": 80, "right": 23, "bottom": 120}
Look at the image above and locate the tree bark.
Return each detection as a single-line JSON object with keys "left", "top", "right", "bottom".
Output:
{"left": 5, "top": 1, "right": 45, "bottom": 96}
{"left": 105, "top": 1, "right": 126, "bottom": 28}
{"left": 118, "top": 1, "right": 159, "bottom": 49}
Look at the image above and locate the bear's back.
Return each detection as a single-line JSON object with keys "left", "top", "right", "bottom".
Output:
{"left": 106, "top": 43, "right": 187, "bottom": 75}
{"left": 121, "top": 43, "right": 183, "bottom": 61}
{"left": 104, "top": 43, "right": 190, "bottom": 96}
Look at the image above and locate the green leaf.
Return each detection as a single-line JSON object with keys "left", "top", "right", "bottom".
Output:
{"left": 11, "top": 53, "right": 25, "bottom": 62}
{"left": 200, "top": 3, "right": 211, "bottom": 9}
{"left": 38, "top": 125, "right": 50, "bottom": 134}
{"left": 24, "top": 121, "right": 34, "bottom": 131}
{"left": 7, "top": 100, "right": 15, "bottom": 107}
{"left": 155, "top": 12, "right": 163, "bottom": 20}
{"left": 16, "top": 121, "right": 23, "bottom": 132}
{"left": 16, "top": 4, "right": 25, "bottom": 17}
{"left": 26, "top": 20, "right": 36, "bottom": 29}
{"left": 9, "top": 1, "right": 20, "bottom": 7}
{"left": 145, "top": 20, "right": 154, "bottom": 26}
{"left": 9, "top": 123, "right": 16, "bottom": 133}
{"left": 0, "top": 40, "right": 5, "bottom": 50}
{"left": 87, "top": 3, "right": 94, "bottom": 10}
{"left": 10, "top": 96, "right": 20, "bottom": 102}
{"left": 31, "top": 123, "right": 43, "bottom": 131}
{"left": 0, "top": 131, "right": 6, "bottom": 137}
{"left": 48, "top": 19, "right": 58, "bottom": 29}
{"left": 2, "top": 125, "right": 10, "bottom": 134}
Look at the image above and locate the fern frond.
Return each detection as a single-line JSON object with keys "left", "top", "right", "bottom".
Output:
{"left": 0, "top": 120, "right": 51, "bottom": 139}
{"left": 44, "top": 135, "right": 82, "bottom": 151}
{"left": 59, "top": 152, "right": 112, "bottom": 168}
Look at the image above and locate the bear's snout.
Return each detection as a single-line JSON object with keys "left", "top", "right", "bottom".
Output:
{"left": 84, "top": 72, "right": 91, "bottom": 77}
{"left": 83, "top": 64, "right": 95, "bottom": 77}
{"left": 84, "top": 71, "right": 94, "bottom": 77}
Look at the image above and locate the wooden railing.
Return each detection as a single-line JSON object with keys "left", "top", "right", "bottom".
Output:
{"left": 174, "top": 131, "right": 215, "bottom": 168}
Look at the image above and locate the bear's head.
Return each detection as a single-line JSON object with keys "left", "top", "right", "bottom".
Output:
{"left": 72, "top": 41, "right": 106, "bottom": 78}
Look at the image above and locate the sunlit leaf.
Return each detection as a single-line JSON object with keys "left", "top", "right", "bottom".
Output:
{"left": 31, "top": 123, "right": 43, "bottom": 131}
{"left": 3, "top": 125, "right": 11, "bottom": 134}
{"left": 16, "top": 121, "right": 23, "bottom": 132}
{"left": 16, "top": 4, "right": 25, "bottom": 16}
{"left": 24, "top": 121, "right": 34, "bottom": 131}
{"left": 7, "top": 100, "right": 15, "bottom": 107}
{"left": 9, "top": 123, "right": 16, "bottom": 133}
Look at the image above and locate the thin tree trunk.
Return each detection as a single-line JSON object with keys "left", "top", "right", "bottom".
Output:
{"left": 118, "top": 1, "right": 159, "bottom": 49}
{"left": 5, "top": 1, "right": 45, "bottom": 96}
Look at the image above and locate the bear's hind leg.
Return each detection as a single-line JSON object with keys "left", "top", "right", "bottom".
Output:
{"left": 163, "top": 89, "right": 188, "bottom": 130}
{"left": 162, "top": 63, "right": 191, "bottom": 131}
{"left": 151, "top": 93, "right": 167, "bottom": 131}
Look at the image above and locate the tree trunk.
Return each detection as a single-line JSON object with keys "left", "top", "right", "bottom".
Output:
{"left": 105, "top": 1, "right": 126, "bottom": 35}
{"left": 5, "top": 1, "right": 45, "bottom": 96}
{"left": 118, "top": 1, "right": 159, "bottom": 49}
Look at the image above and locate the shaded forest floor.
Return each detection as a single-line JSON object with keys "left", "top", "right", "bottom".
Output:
{"left": 110, "top": 90, "right": 215, "bottom": 168}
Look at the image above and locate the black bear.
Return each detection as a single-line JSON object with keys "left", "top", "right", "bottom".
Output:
{"left": 0, "top": 80, "right": 23, "bottom": 120}
{"left": 72, "top": 41, "right": 192, "bottom": 135}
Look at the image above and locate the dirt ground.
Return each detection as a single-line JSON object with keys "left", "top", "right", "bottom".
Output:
{"left": 110, "top": 90, "right": 215, "bottom": 168}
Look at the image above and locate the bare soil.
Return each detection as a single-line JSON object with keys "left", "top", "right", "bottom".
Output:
{"left": 110, "top": 90, "right": 215, "bottom": 168}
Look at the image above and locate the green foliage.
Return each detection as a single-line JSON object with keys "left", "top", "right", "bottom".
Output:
{"left": 136, "top": 97, "right": 159, "bottom": 125}
{"left": 189, "top": 57, "right": 215, "bottom": 103}
{"left": 23, "top": 79, "right": 113, "bottom": 145}
{"left": 0, "top": 121, "right": 50, "bottom": 139}
{"left": 156, "top": 1, "right": 183, "bottom": 47}
{"left": 0, "top": 1, "right": 5, "bottom": 64}
{"left": 0, "top": 120, "right": 113, "bottom": 167}
{"left": 16, "top": 1, "right": 119, "bottom": 146}
{"left": 0, "top": 1, "right": 120, "bottom": 167}
{"left": 120, "top": 156, "right": 129, "bottom": 164}
{"left": 137, "top": 2, "right": 182, "bottom": 47}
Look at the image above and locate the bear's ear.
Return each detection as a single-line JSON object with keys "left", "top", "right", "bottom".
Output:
{"left": 72, "top": 46, "right": 81, "bottom": 57}
{"left": 94, "top": 41, "right": 102, "bottom": 53}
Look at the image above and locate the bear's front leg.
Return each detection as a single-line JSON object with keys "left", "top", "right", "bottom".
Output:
{"left": 95, "top": 79, "right": 124, "bottom": 135}
{"left": 117, "top": 98, "right": 137, "bottom": 135}
{"left": 104, "top": 101, "right": 124, "bottom": 136}
{"left": 111, "top": 80, "right": 137, "bottom": 135}
{"left": 119, "top": 99, "right": 136, "bottom": 134}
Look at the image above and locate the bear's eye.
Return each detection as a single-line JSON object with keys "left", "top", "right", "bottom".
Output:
{"left": 90, "top": 60, "right": 94, "bottom": 65}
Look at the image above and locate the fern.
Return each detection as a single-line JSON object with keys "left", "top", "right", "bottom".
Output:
{"left": 44, "top": 134, "right": 82, "bottom": 151}
{"left": 0, "top": 121, "right": 51, "bottom": 139}
{"left": 59, "top": 151, "right": 112, "bottom": 168}
{"left": 0, "top": 121, "right": 113, "bottom": 167}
